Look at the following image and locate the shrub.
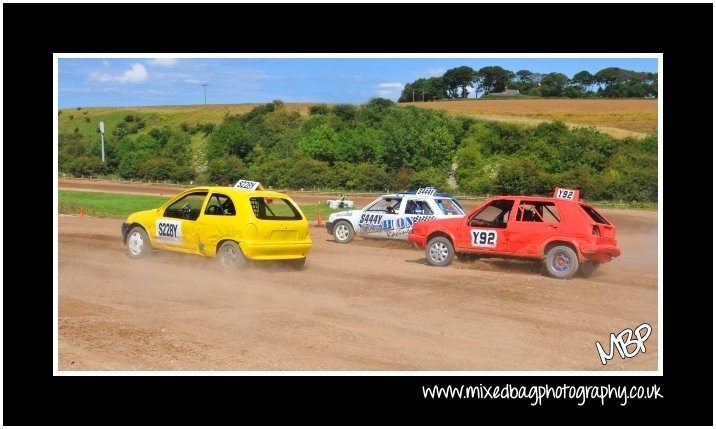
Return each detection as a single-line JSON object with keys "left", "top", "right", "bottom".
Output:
{"left": 309, "top": 104, "right": 330, "bottom": 115}
{"left": 206, "top": 156, "right": 248, "bottom": 185}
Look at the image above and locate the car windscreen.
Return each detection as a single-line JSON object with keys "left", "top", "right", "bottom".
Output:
{"left": 250, "top": 197, "right": 303, "bottom": 220}
{"left": 434, "top": 198, "right": 465, "bottom": 215}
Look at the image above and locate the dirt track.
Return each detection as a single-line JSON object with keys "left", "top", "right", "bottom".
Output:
{"left": 58, "top": 180, "right": 659, "bottom": 371}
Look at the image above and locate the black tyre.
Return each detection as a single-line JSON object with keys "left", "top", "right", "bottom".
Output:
{"left": 579, "top": 261, "right": 600, "bottom": 277}
{"left": 217, "top": 241, "right": 246, "bottom": 268}
{"left": 544, "top": 245, "right": 579, "bottom": 279}
{"left": 126, "top": 226, "right": 151, "bottom": 258}
{"left": 426, "top": 236, "right": 455, "bottom": 267}
{"left": 333, "top": 220, "right": 354, "bottom": 244}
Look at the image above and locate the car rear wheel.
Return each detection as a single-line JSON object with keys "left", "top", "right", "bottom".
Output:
{"left": 126, "top": 226, "right": 151, "bottom": 258}
{"left": 544, "top": 245, "right": 579, "bottom": 279}
{"left": 217, "top": 241, "right": 246, "bottom": 269}
{"left": 426, "top": 236, "right": 454, "bottom": 267}
{"left": 333, "top": 221, "right": 354, "bottom": 244}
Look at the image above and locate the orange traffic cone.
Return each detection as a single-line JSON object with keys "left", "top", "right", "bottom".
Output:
{"left": 79, "top": 207, "right": 84, "bottom": 218}
{"left": 316, "top": 211, "right": 323, "bottom": 226}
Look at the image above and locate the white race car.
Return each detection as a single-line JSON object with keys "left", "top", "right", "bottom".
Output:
{"left": 325, "top": 187, "right": 465, "bottom": 243}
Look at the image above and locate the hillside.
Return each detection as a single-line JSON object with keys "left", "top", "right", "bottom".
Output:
{"left": 58, "top": 99, "right": 658, "bottom": 202}
{"left": 58, "top": 99, "right": 657, "bottom": 140}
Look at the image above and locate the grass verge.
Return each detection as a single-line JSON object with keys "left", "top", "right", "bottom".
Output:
{"left": 58, "top": 190, "right": 348, "bottom": 220}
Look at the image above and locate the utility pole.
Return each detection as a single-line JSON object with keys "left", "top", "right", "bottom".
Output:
{"left": 99, "top": 121, "right": 105, "bottom": 162}
{"left": 202, "top": 83, "right": 208, "bottom": 105}
{"left": 412, "top": 89, "right": 415, "bottom": 102}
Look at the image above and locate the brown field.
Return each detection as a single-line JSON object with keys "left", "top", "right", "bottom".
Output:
{"left": 403, "top": 99, "right": 657, "bottom": 138}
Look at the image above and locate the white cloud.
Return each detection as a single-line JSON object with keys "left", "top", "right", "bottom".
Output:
{"left": 101, "top": 60, "right": 109, "bottom": 68}
{"left": 118, "top": 63, "right": 148, "bottom": 82}
{"left": 184, "top": 78, "right": 201, "bottom": 84}
{"left": 376, "top": 82, "right": 404, "bottom": 98}
{"left": 147, "top": 58, "right": 178, "bottom": 67}
{"left": 90, "top": 63, "right": 148, "bottom": 84}
{"left": 421, "top": 67, "right": 446, "bottom": 78}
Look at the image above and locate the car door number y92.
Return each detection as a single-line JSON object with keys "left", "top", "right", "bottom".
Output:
{"left": 471, "top": 229, "right": 497, "bottom": 247}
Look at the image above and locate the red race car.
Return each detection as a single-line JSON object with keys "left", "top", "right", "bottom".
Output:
{"left": 408, "top": 187, "right": 621, "bottom": 279}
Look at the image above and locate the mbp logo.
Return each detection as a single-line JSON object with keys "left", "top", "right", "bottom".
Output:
{"left": 595, "top": 323, "right": 652, "bottom": 365}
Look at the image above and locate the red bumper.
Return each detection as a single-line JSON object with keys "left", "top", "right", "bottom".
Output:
{"left": 408, "top": 233, "right": 427, "bottom": 249}
{"left": 581, "top": 244, "right": 621, "bottom": 262}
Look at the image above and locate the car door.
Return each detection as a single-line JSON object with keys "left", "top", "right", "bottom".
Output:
{"left": 193, "top": 192, "right": 240, "bottom": 255}
{"left": 507, "top": 200, "right": 563, "bottom": 256}
{"left": 357, "top": 197, "right": 402, "bottom": 239}
{"left": 155, "top": 191, "right": 207, "bottom": 254}
{"left": 454, "top": 199, "right": 513, "bottom": 254}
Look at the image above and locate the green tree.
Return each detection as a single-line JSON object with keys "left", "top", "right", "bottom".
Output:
{"left": 407, "top": 166, "right": 449, "bottom": 189}
{"left": 334, "top": 125, "right": 385, "bottom": 163}
{"left": 207, "top": 116, "right": 252, "bottom": 159}
{"left": 68, "top": 156, "right": 108, "bottom": 176}
{"left": 117, "top": 152, "right": 143, "bottom": 179}
{"left": 309, "top": 104, "right": 330, "bottom": 115}
{"left": 443, "top": 66, "right": 476, "bottom": 98}
{"left": 207, "top": 156, "right": 249, "bottom": 185}
{"left": 399, "top": 77, "right": 446, "bottom": 102}
{"left": 137, "top": 157, "right": 177, "bottom": 181}
{"left": 540, "top": 73, "right": 569, "bottom": 97}
{"left": 332, "top": 104, "right": 357, "bottom": 123}
{"left": 571, "top": 70, "right": 594, "bottom": 93}
{"left": 59, "top": 132, "right": 92, "bottom": 171}
{"left": 510, "top": 69, "right": 539, "bottom": 94}
{"left": 493, "top": 159, "right": 551, "bottom": 196}
{"left": 474, "top": 66, "right": 515, "bottom": 95}
{"left": 297, "top": 123, "right": 339, "bottom": 162}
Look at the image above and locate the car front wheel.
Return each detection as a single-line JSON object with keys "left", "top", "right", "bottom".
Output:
{"left": 217, "top": 241, "right": 246, "bottom": 268}
{"left": 544, "top": 245, "right": 579, "bottom": 279}
{"left": 426, "top": 236, "right": 455, "bottom": 267}
{"left": 126, "top": 226, "right": 151, "bottom": 258}
{"left": 333, "top": 221, "right": 354, "bottom": 244}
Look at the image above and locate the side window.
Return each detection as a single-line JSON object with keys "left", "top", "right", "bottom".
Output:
{"left": 250, "top": 197, "right": 303, "bottom": 220}
{"left": 366, "top": 198, "right": 401, "bottom": 214}
{"left": 468, "top": 200, "right": 514, "bottom": 228}
{"left": 580, "top": 204, "right": 610, "bottom": 225}
{"left": 204, "top": 193, "right": 236, "bottom": 216}
{"left": 164, "top": 192, "right": 208, "bottom": 221}
{"left": 406, "top": 199, "right": 434, "bottom": 215}
{"left": 516, "top": 201, "right": 560, "bottom": 223}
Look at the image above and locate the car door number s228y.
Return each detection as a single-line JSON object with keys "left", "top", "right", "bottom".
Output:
{"left": 156, "top": 219, "right": 182, "bottom": 243}
{"left": 471, "top": 229, "right": 497, "bottom": 247}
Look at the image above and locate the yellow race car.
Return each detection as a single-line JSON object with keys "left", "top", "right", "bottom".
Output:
{"left": 121, "top": 180, "right": 312, "bottom": 269}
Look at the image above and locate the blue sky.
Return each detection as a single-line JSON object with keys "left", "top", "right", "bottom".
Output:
{"left": 57, "top": 55, "right": 659, "bottom": 108}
